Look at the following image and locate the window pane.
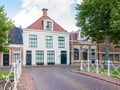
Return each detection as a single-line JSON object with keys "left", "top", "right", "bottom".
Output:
{"left": 45, "top": 21, "right": 52, "bottom": 30}
{"left": 36, "top": 51, "right": 44, "bottom": 63}
{"left": 47, "top": 51, "right": 55, "bottom": 63}
{"left": 58, "top": 37, "right": 65, "bottom": 48}
{"left": 109, "top": 54, "right": 113, "bottom": 61}
{"left": 114, "top": 54, "right": 119, "bottom": 61}
{"left": 45, "top": 36, "right": 53, "bottom": 48}
{"left": 102, "top": 54, "right": 105, "bottom": 61}
{"left": 13, "top": 50, "right": 20, "bottom": 62}
{"left": 82, "top": 48, "right": 88, "bottom": 60}
{"left": 91, "top": 49, "right": 96, "bottom": 59}
{"left": 74, "top": 48, "right": 79, "bottom": 60}
{"left": 29, "top": 35, "right": 37, "bottom": 47}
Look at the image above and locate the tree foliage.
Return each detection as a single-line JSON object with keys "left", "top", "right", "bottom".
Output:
{"left": 0, "top": 6, "right": 14, "bottom": 52}
{"left": 76, "top": 0, "right": 120, "bottom": 60}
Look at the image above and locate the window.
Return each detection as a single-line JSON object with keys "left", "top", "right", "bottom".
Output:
{"left": 13, "top": 50, "right": 20, "bottom": 62}
{"left": 102, "top": 54, "right": 105, "bottom": 61}
{"left": 36, "top": 51, "right": 44, "bottom": 64}
{"left": 109, "top": 54, "right": 113, "bottom": 61}
{"left": 114, "top": 54, "right": 119, "bottom": 61}
{"left": 91, "top": 49, "right": 96, "bottom": 59}
{"left": 29, "top": 35, "right": 37, "bottom": 47}
{"left": 58, "top": 37, "right": 65, "bottom": 48}
{"left": 44, "top": 20, "right": 53, "bottom": 30}
{"left": 74, "top": 48, "right": 79, "bottom": 60}
{"left": 82, "top": 48, "right": 88, "bottom": 60}
{"left": 45, "top": 36, "right": 53, "bottom": 48}
{"left": 102, "top": 54, "right": 112, "bottom": 61}
{"left": 47, "top": 51, "right": 55, "bottom": 64}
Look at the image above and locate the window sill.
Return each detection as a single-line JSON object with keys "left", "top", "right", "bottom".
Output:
{"left": 47, "top": 62, "right": 55, "bottom": 65}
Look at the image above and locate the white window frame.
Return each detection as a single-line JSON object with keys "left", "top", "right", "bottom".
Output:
{"left": 44, "top": 19, "right": 53, "bottom": 30}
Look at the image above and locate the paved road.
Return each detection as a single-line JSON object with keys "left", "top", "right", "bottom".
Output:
{"left": 23, "top": 66, "right": 120, "bottom": 90}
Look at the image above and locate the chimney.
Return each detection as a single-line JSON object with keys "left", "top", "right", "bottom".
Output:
{"left": 42, "top": 8, "right": 48, "bottom": 16}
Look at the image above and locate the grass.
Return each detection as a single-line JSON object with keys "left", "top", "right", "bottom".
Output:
{"left": 110, "top": 68, "right": 120, "bottom": 78}
{"left": 79, "top": 68, "right": 120, "bottom": 79}
{"left": 0, "top": 72, "right": 14, "bottom": 80}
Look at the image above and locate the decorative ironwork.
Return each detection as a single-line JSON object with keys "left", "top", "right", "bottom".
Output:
{"left": 2, "top": 59, "right": 22, "bottom": 90}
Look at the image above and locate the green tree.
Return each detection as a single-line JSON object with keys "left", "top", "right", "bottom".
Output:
{"left": 76, "top": 0, "right": 120, "bottom": 61}
{"left": 0, "top": 6, "right": 14, "bottom": 52}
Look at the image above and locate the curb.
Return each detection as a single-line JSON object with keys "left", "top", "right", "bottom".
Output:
{"left": 71, "top": 70, "right": 120, "bottom": 86}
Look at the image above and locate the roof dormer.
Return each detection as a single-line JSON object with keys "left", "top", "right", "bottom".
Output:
{"left": 43, "top": 19, "right": 53, "bottom": 30}
{"left": 26, "top": 8, "right": 67, "bottom": 32}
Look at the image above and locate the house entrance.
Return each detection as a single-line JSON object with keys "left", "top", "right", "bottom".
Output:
{"left": 26, "top": 51, "right": 32, "bottom": 65}
{"left": 61, "top": 51, "right": 67, "bottom": 64}
{"left": 3, "top": 53, "right": 9, "bottom": 66}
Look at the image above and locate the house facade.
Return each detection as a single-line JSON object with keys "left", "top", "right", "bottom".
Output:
{"left": 0, "top": 27, "right": 23, "bottom": 66}
{"left": 23, "top": 8, "right": 69, "bottom": 66}
{"left": 70, "top": 29, "right": 120, "bottom": 65}
{"left": 70, "top": 30, "right": 98, "bottom": 65}
{"left": 98, "top": 43, "right": 120, "bottom": 62}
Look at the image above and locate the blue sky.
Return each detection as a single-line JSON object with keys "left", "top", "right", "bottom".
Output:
{"left": 0, "top": 0, "right": 82, "bottom": 32}
{"left": 0, "top": 0, "right": 22, "bottom": 16}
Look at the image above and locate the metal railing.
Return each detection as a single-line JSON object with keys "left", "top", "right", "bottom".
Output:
{"left": 80, "top": 60, "right": 120, "bottom": 77}
{"left": 2, "top": 59, "right": 22, "bottom": 90}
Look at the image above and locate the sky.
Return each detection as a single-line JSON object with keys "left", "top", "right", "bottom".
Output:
{"left": 0, "top": 0, "right": 82, "bottom": 32}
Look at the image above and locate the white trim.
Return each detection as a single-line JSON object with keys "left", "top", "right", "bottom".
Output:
{"left": 73, "top": 46, "right": 80, "bottom": 61}
{"left": 99, "top": 52, "right": 120, "bottom": 54}
{"left": 70, "top": 40, "right": 97, "bottom": 44}
{"left": 82, "top": 45, "right": 89, "bottom": 49}
{"left": 23, "top": 29, "right": 69, "bottom": 35}
{"left": 44, "top": 19, "right": 53, "bottom": 30}
{"left": 9, "top": 44, "right": 23, "bottom": 47}
{"left": 2, "top": 50, "right": 10, "bottom": 66}
{"left": 91, "top": 46, "right": 96, "bottom": 49}
{"left": 10, "top": 49, "right": 11, "bottom": 65}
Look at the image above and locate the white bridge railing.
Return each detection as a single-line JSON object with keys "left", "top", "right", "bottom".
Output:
{"left": 80, "top": 60, "right": 120, "bottom": 77}
{"left": 2, "top": 59, "right": 22, "bottom": 90}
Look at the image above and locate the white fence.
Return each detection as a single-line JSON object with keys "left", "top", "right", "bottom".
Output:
{"left": 2, "top": 59, "right": 22, "bottom": 90}
{"left": 80, "top": 60, "right": 120, "bottom": 77}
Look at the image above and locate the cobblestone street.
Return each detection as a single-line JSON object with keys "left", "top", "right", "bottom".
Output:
{"left": 18, "top": 66, "right": 120, "bottom": 90}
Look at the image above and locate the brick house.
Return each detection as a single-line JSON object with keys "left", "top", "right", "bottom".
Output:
{"left": 23, "top": 8, "right": 69, "bottom": 66}
{"left": 70, "top": 29, "right": 120, "bottom": 65}
{"left": 0, "top": 27, "right": 23, "bottom": 66}
{"left": 70, "top": 30, "right": 98, "bottom": 65}
{"left": 98, "top": 42, "right": 120, "bottom": 62}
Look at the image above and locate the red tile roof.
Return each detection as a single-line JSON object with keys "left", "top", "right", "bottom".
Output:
{"left": 26, "top": 15, "right": 67, "bottom": 32}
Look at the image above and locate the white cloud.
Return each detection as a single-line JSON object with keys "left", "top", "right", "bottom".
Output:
{"left": 12, "top": 0, "right": 83, "bottom": 31}
{"left": 76, "top": 0, "right": 83, "bottom": 4}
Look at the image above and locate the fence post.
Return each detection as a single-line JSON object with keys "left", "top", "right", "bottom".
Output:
{"left": 107, "top": 60, "right": 110, "bottom": 76}
{"left": 96, "top": 60, "right": 98, "bottom": 73}
{"left": 19, "top": 60, "right": 22, "bottom": 76}
{"left": 13, "top": 63, "right": 17, "bottom": 90}
{"left": 80, "top": 60, "right": 83, "bottom": 71}
{"left": 88, "top": 60, "right": 90, "bottom": 72}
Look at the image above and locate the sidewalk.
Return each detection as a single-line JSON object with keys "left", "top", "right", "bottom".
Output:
{"left": 17, "top": 72, "right": 37, "bottom": 90}
{"left": 71, "top": 70, "right": 120, "bottom": 86}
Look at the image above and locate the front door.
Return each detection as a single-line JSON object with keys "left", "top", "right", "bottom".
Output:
{"left": 61, "top": 51, "right": 67, "bottom": 64}
{"left": 3, "top": 53, "right": 9, "bottom": 66}
{"left": 26, "top": 51, "right": 32, "bottom": 65}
